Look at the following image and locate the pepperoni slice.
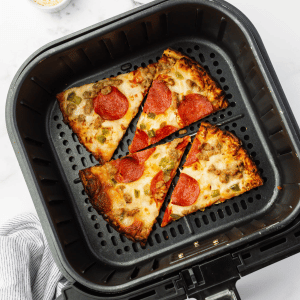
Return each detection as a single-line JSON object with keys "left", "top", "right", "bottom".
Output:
{"left": 176, "top": 136, "right": 190, "bottom": 150}
{"left": 150, "top": 125, "right": 178, "bottom": 145}
{"left": 132, "top": 147, "right": 156, "bottom": 164}
{"left": 115, "top": 157, "right": 144, "bottom": 183}
{"left": 161, "top": 207, "right": 172, "bottom": 227}
{"left": 184, "top": 138, "right": 201, "bottom": 167}
{"left": 171, "top": 173, "right": 200, "bottom": 206}
{"left": 129, "top": 129, "right": 149, "bottom": 153}
{"left": 143, "top": 80, "right": 172, "bottom": 115}
{"left": 178, "top": 94, "right": 213, "bottom": 126}
{"left": 93, "top": 86, "right": 129, "bottom": 120}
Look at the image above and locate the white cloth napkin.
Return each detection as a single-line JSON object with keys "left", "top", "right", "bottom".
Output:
{"left": 0, "top": 213, "right": 195, "bottom": 299}
{"left": 0, "top": 213, "right": 67, "bottom": 300}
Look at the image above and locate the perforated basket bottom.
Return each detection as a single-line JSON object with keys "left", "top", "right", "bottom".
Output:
{"left": 49, "top": 38, "right": 275, "bottom": 266}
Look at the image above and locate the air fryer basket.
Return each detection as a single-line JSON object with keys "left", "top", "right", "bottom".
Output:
{"left": 6, "top": 0, "right": 300, "bottom": 297}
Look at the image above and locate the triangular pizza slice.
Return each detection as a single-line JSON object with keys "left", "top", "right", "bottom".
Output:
{"left": 129, "top": 48, "right": 228, "bottom": 153}
{"left": 79, "top": 136, "right": 190, "bottom": 246}
{"left": 57, "top": 63, "right": 156, "bottom": 164}
{"left": 161, "top": 122, "right": 263, "bottom": 227}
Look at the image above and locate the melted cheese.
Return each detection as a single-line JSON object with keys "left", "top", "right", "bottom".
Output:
{"left": 137, "top": 106, "right": 179, "bottom": 131}
{"left": 168, "top": 65, "right": 205, "bottom": 97}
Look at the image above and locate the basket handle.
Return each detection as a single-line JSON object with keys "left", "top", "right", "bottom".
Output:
{"left": 175, "top": 254, "right": 241, "bottom": 300}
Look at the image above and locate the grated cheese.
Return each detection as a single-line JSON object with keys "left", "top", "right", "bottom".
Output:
{"left": 33, "top": 0, "right": 63, "bottom": 6}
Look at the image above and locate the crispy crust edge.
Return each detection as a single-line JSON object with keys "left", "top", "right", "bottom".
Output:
{"left": 79, "top": 168, "right": 149, "bottom": 246}
{"left": 162, "top": 48, "right": 228, "bottom": 111}
{"left": 56, "top": 91, "right": 106, "bottom": 164}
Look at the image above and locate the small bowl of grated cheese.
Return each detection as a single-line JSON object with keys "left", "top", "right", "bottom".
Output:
{"left": 28, "top": 0, "right": 72, "bottom": 12}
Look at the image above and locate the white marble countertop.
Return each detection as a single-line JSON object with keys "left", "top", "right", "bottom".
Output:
{"left": 1, "top": 0, "right": 300, "bottom": 299}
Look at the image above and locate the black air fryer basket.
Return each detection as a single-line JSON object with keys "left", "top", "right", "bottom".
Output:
{"left": 6, "top": 1, "right": 300, "bottom": 299}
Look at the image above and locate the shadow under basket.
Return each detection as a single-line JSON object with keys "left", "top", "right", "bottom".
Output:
{"left": 6, "top": 0, "right": 300, "bottom": 299}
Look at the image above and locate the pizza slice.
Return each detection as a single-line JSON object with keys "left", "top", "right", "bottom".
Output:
{"left": 129, "top": 48, "right": 228, "bottom": 153}
{"left": 56, "top": 63, "right": 156, "bottom": 164}
{"left": 161, "top": 122, "right": 263, "bottom": 227}
{"left": 79, "top": 136, "right": 190, "bottom": 246}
